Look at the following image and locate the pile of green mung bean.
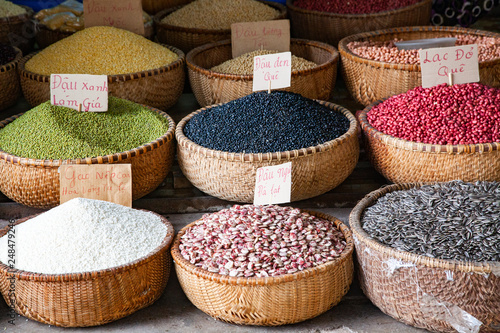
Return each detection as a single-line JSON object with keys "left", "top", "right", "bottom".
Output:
{"left": 211, "top": 50, "right": 317, "bottom": 75}
{"left": 161, "top": 0, "right": 280, "bottom": 30}
{"left": 25, "top": 26, "right": 179, "bottom": 75}
{"left": 0, "top": 97, "right": 169, "bottom": 160}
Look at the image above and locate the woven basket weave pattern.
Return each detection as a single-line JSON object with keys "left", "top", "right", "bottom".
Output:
{"left": 142, "top": 0, "right": 192, "bottom": 14}
{"left": 0, "top": 213, "right": 174, "bottom": 327}
{"left": 187, "top": 39, "right": 338, "bottom": 106}
{"left": 0, "top": 47, "right": 22, "bottom": 111}
{"left": 286, "top": 0, "right": 432, "bottom": 47}
{"left": 0, "top": 109, "right": 176, "bottom": 208}
{"left": 0, "top": 6, "right": 35, "bottom": 54}
{"left": 358, "top": 105, "right": 500, "bottom": 183}
{"left": 176, "top": 101, "right": 359, "bottom": 203}
{"left": 350, "top": 183, "right": 500, "bottom": 332}
{"left": 171, "top": 210, "right": 354, "bottom": 326}
{"left": 18, "top": 45, "right": 186, "bottom": 110}
{"left": 339, "top": 26, "right": 500, "bottom": 106}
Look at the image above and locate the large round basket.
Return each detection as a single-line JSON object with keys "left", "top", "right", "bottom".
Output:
{"left": 142, "top": 0, "right": 192, "bottom": 14}
{"left": 176, "top": 101, "right": 359, "bottom": 203}
{"left": 171, "top": 210, "right": 354, "bottom": 326}
{"left": 0, "top": 46, "right": 22, "bottom": 111}
{"left": 358, "top": 103, "right": 500, "bottom": 183}
{"left": 154, "top": 1, "right": 287, "bottom": 53}
{"left": 35, "top": 19, "right": 155, "bottom": 49}
{"left": 17, "top": 45, "right": 185, "bottom": 110}
{"left": 0, "top": 107, "right": 176, "bottom": 209}
{"left": 286, "top": 0, "right": 431, "bottom": 48}
{"left": 350, "top": 183, "right": 500, "bottom": 333}
{"left": 186, "top": 38, "right": 339, "bottom": 106}
{"left": 0, "top": 212, "right": 174, "bottom": 327}
{"left": 0, "top": 6, "right": 35, "bottom": 54}
{"left": 339, "top": 26, "right": 500, "bottom": 106}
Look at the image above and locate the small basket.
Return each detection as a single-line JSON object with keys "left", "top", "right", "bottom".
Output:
{"left": 186, "top": 38, "right": 339, "bottom": 106}
{"left": 176, "top": 101, "right": 359, "bottom": 203}
{"left": 350, "top": 183, "right": 500, "bottom": 332}
{"left": 142, "top": 0, "right": 193, "bottom": 14}
{"left": 35, "top": 19, "right": 155, "bottom": 49}
{"left": 154, "top": 1, "right": 287, "bottom": 53}
{"left": 358, "top": 103, "right": 500, "bottom": 183}
{"left": 0, "top": 6, "right": 35, "bottom": 54}
{"left": 286, "top": 0, "right": 431, "bottom": 48}
{"left": 0, "top": 211, "right": 175, "bottom": 327}
{"left": 17, "top": 45, "right": 185, "bottom": 110}
{"left": 0, "top": 107, "right": 176, "bottom": 208}
{"left": 171, "top": 210, "right": 354, "bottom": 326}
{"left": 0, "top": 46, "right": 22, "bottom": 111}
{"left": 339, "top": 26, "right": 500, "bottom": 106}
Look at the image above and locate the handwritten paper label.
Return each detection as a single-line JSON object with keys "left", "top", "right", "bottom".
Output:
{"left": 231, "top": 19, "right": 290, "bottom": 58}
{"left": 51, "top": 74, "right": 108, "bottom": 112}
{"left": 253, "top": 162, "right": 292, "bottom": 205}
{"left": 59, "top": 164, "right": 132, "bottom": 207}
{"left": 84, "top": 0, "right": 145, "bottom": 35}
{"left": 252, "top": 52, "right": 291, "bottom": 92}
{"left": 419, "top": 44, "right": 479, "bottom": 88}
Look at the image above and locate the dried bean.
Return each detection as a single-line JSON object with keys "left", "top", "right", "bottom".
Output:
{"left": 293, "top": 0, "right": 422, "bottom": 14}
{"left": 179, "top": 205, "right": 347, "bottom": 278}
{"left": 0, "top": 0, "right": 25, "bottom": 17}
{"left": 0, "top": 43, "right": 16, "bottom": 66}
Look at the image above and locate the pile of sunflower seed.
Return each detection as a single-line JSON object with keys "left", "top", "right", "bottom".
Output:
{"left": 362, "top": 181, "right": 500, "bottom": 262}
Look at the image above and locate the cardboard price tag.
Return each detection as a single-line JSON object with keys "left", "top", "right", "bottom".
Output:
{"left": 51, "top": 74, "right": 108, "bottom": 112}
{"left": 253, "top": 162, "right": 292, "bottom": 205}
{"left": 231, "top": 19, "right": 290, "bottom": 58}
{"left": 252, "top": 52, "right": 291, "bottom": 92}
{"left": 59, "top": 164, "right": 132, "bottom": 207}
{"left": 84, "top": 0, "right": 145, "bottom": 35}
{"left": 419, "top": 44, "right": 479, "bottom": 88}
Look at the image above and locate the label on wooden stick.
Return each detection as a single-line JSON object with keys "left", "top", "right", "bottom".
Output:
{"left": 252, "top": 52, "right": 291, "bottom": 92}
{"left": 253, "top": 162, "right": 291, "bottom": 205}
{"left": 231, "top": 19, "right": 290, "bottom": 58}
{"left": 84, "top": 0, "right": 145, "bottom": 35}
{"left": 51, "top": 74, "right": 108, "bottom": 112}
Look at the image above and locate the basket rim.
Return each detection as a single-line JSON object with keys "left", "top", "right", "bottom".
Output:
{"left": 0, "top": 5, "right": 33, "bottom": 23}
{"left": 338, "top": 25, "right": 500, "bottom": 71}
{"left": 34, "top": 15, "right": 154, "bottom": 33}
{"left": 0, "top": 104, "right": 176, "bottom": 167}
{"left": 0, "top": 46, "right": 22, "bottom": 73}
{"left": 185, "top": 38, "right": 339, "bottom": 80}
{"left": 0, "top": 209, "right": 175, "bottom": 281}
{"left": 175, "top": 100, "right": 358, "bottom": 162}
{"left": 153, "top": 0, "right": 287, "bottom": 34}
{"left": 171, "top": 208, "right": 354, "bottom": 286}
{"left": 17, "top": 44, "right": 185, "bottom": 83}
{"left": 349, "top": 182, "right": 500, "bottom": 274}
{"left": 286, "top": 0, "right": 431, "bottom": 18}
{"left": 358, "top": 98, "right": 500, "bottom": 154}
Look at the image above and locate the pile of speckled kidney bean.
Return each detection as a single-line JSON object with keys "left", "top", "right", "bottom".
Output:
{"left": 347, "top": 34, "right": 500, "bottom": 64}
{"left": 367, "top": 83, "right": 500, "bottom": 145}
{"left": 293, "top": 0, "right": 422, "bottom": 14}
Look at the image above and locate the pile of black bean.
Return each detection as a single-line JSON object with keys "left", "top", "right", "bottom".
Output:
{"left": 0, "top": 43, "right": 16, "bottom": 66}
{"left": 183, "top": 91, "right": 350, "bottom": 153}
{"left": 362, "top": 181, "right": 500, "bottom": 262}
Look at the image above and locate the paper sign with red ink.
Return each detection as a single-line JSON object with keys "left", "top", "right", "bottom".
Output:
{"left": 84, "top": 0, "right": 144, "bottom": 35}
{"left": 231, "top": 19, "right": 290, "bottom": 58}
{"left": 253, "top": 162, "right": 292, "bottom": 205}
{"left": 419, "top": 44, "right": 479, "bottom": 88}
{"left": 50, "top": 74, "right": 108, "bottom": 112}
{"left": 252, "top": 52, "right": 291, "bottom": 92}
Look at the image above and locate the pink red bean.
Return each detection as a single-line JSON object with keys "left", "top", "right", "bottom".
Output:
{"left": 347, "top": 35, "right": 500, "bottom": 64}
{"left": 293, "top": 0, "right": 421, "bottom": 14}
{"left": 367, "top": 83, "right": 500, "bottom": 145}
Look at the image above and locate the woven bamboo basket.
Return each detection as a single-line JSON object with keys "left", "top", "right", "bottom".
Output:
{"left": 186, "top": 38, "right": 338, "bottom": 106}
{"left": 0, "top": 211, "right": 174, "bottom": 327}
{"left": 350, "top": 183, "right": 500, "bottom": 333}
{"left": 339, "top": 26, "right": 500, "bottom": 106}
{"left": 154, "top": 1, "right": 287, "bottom": 53}
{"left": 171, "top": 210, "right": 354, "bottom": 326}
{"left": 17, "top": 45, "right": 185, "bottom": 110}
{"left": 0, "top": 6, "right": 35, "bottom": 54}
{"left": 35, "top": 19, "right": 155, "bottom": 49}
{"left": 358, "top": 103, "right": 500, "bottom": 184}
{"left": 0, "top": 46, "right": 22, "bottom": 111}
{"left": 176, "top": 101, "right": 359, "bottom": 203}
{"left": 142, "top": 0, "right": 192, "bottom": 14}
{"left": 0, "top": 107, "right": 176, "bottom": 208}
{"left": 286, "top": 0, "right": 431, "bottom": 48}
